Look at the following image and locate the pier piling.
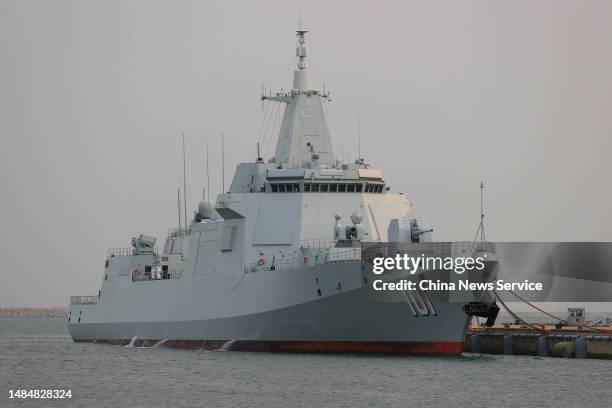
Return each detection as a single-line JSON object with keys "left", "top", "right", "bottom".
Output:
{"left": 538, "top": 335, "right": 548, "bottom": 357}
{"left": 503, "top": 335, "right": 513, "bottom": 355}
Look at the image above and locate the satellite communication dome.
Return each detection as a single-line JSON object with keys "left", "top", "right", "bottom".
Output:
{"left": 350, "top": 211, "right": 363, "bottom": 225}
{"left": 198, "top": 199, "right": 215, "bottom": 219}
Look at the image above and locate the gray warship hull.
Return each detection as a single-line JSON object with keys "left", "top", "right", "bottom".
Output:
{"left": 69, "top": 256, "right": 496, "bottom": 355}
{"left": 68, "top": 28, "right": 499, "bottom": 355}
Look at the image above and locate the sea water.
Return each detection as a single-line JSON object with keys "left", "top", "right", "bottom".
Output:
{"left": 0, "top": 318, "right": 610, "bottom": 408}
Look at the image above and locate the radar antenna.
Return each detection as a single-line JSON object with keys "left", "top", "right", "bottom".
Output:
{"left": 296, "top": 26, "right": 308, "bottom": 71}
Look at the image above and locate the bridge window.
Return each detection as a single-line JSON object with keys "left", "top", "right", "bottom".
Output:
{"left": 366, "top": 183, "right": 384, "bottom": 193}
{"left": 270, "top": 182, "right": 373, "bottom": 193}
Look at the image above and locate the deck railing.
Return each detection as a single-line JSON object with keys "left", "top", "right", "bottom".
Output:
{"left": 244, "top": 248, "right": 361, "bottom": 273}
{"left": 244, "top": 240, "right": 495, "bottom": 274}
{"left": 107, "top": 247, "right": 133, "bottom": 257}
{"left": 107, "top": 246, "right": 160, "bottom": 258}
{"left": 299, "top": 238, "right": 361, "bottom": 250}
{"left": 70, "top": 296, "right": 98, "bottom": 305}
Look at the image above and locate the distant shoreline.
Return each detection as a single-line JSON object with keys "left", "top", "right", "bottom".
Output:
{"left": 0, "top": 307, "right": 68, "bottom": 318}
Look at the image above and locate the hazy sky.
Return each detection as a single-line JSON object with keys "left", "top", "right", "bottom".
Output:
{"left": 1, "top": 0, "right": 611, "bottom": 307}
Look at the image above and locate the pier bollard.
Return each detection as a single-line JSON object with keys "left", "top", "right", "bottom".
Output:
{"left": 575, "top": 337, "right": 587, "bottom": 359}
{"left": 470, "top": 334, "right": 480, "bottom": 353}
{"left": 503, "top": 335, "right": 513, "bottom": 355}
{"left": 538, "top": 335, "right": 549, "bottom": 357}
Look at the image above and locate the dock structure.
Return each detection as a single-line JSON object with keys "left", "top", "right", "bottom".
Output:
{"left": 465, "top": 324, "right": 612, "bottom": 359}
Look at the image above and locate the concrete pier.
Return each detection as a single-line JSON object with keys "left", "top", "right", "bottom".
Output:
{"left": 464, "top": 324, "right": 612, "bottom": 359}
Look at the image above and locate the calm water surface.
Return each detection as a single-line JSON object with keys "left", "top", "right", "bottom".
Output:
{"left": 1, "top": 318, "right": 610, "bottom": 408}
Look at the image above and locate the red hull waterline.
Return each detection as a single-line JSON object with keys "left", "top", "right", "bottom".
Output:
{"left": 75, "top": 338, "right": 464, "bottom": 356}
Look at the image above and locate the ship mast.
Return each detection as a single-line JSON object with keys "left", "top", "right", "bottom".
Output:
{"left": 472, "top": 181, "right": 486, "bottom": 249}
{"left": 262, "top": 28, "right": 335, "bottom": 169}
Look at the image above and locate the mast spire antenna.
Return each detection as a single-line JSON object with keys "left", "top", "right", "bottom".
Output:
{"left": 206, "top": 140, "right": 210, "bottom": 200}
{"left": 479, "top": 180, "right": 486, "bottom": 243}
{"left": 471, "top": 180, "right": 487, "bottom": 249}
{"left": 480, "top": 181, "right": 485, "bottom": 220}
{"left": 221, "top": 133, "right": 225, "bottom": 193}
{"left": 182, "top": 133, "right": 187, "bottom": 230}
{"left": 358, "top": 115, "right": 361, "bottom": 162}
{"left": 296, "top": 20, "right": 308, "bottom": 72}
{"left": 177, "top": 187, "right": 181, "bottom": 231}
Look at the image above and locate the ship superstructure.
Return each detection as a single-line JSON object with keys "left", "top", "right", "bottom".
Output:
{"left": 68, "top": 29, "right": 498, "bottom": 355}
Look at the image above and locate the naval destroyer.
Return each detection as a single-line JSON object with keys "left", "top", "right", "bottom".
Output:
{"left": 69, "top": 29, "right": 499, "bottom": 355}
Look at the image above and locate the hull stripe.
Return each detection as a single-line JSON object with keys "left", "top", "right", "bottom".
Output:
{"left": 75, "top": 338, "right": 464, "bottom": 356}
